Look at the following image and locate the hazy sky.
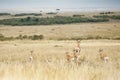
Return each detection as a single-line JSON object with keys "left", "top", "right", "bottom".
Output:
{"left": 0, "top": 0, "right": 120, "bottom": 12}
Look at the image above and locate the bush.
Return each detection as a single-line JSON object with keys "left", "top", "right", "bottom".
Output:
{"left": 95, "top": 35, "right": 102, "bottom": 39}
{"left": 22, "top": 35, "right": 28, "bottom": 39}
{"left": 70, "top": 37, "right": 83, "bottom": 40}
{"left": 31, "top": 35, "right": 44, "bottom": 40}
{"left": 99, "top": 12, "right": 114, "bottom": 15}
{"left": 93, "top": 15, "right": 110, "bottom": 18}
{"left": 110, "top": 15, "right": 120, "bottom": 20}
{"left": 86, "top": 36, "right": 94, "bottom": 40}
{"left": 93, "top": 15, "right": 120, "bottom": 20}
{"left": 0, "top": 34, "right": 14, "bottom": 41}
{"left": 16, "top": 34, "right": 44, "bottom": 40}
{"left": 0, "top": 34, "right": 4, "bottom": 38}
{"left": 0, "top": 34, "right": 4, "bottom": 41}
{"left": 73, "top": 15, "right": 85, "bottom": 17}
{"left": 26, "top": 17, "right": 31, "bottom": 21}
{"left": 14, "top": 13, "right": 42, "bottom": 16}
{"left": 0, "top": 34, "right": 44, "bottom": 41}
{"left": 46, "top": 12, "right": 57, "bottom": 15}
{"left": 0, "top": 13, "right": 11, "bottom": 16}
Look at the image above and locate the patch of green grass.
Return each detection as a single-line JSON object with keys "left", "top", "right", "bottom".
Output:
{"left": 0, "top": 16, "right": 109, "bottom": 26}
{"left": 93, "top": 15, "right": 120, "bottom": 20}
{"left": 0, "top": 13, "right": 11, "bottom": 16}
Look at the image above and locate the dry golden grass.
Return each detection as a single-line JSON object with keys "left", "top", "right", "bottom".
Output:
{"left": 0, "top": 11, "right": 120, "bottom": 80}
{"left": 0, "top": 22, "right": 120, "bottom": 40}
{"left": 0, "top": 40, "right": 120, "bottom": 80}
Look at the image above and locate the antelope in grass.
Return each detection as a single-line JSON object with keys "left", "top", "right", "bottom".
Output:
{"left": 29, "top": 50, "right": 33, "bottom": 62}
{"left": 65, "top": 51, "right": 80, "bottom": 63}
{"left": 65, "top": 52, "right": 74, "bottom": 62}
{"left": 73, "top": 40, "right": 81, "bottom": 60}
{"left": 65, "top": 40, "right": 82, "bottom": 63}
{"left": 73, "top": 40, "right": 81, "bottom": 54}
{"left": 98, "top": 49, "right": 109, "bottom": 63}
{"left": 73, "top": 49, "right": 79, "bottom": 63}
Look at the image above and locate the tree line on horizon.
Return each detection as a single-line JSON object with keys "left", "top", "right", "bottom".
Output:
{"left": 0, "top": 16, "right": 109, "bottom": 26}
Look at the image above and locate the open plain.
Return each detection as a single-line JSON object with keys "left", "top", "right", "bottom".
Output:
{"left": 0, "top": 12, "right": 120, "bottom": 80}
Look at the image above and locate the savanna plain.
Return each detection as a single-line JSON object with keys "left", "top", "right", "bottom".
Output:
{"left": 0, "top": 12, "right": 120, "bottom": 80}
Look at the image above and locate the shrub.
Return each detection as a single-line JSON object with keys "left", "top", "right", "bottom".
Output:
{"left": 110, "top": 15, "right": 120, "bottom": 20}
{"left": 14, "top": 13, "right": 42, "bottom": 16}
{"left": 0, "top": 34, "right": 4, "bottom": 41}
{"left": 18, "top": 34, "right": 23, "bottom": 40}
{"left": 0, "top": 13, "right": 11, "bottom": 16}
{"left": 86, "top": 36, "right": 94, "bottom": 40}
{"left": 34, "top": 13, "right": 42, "bottom": 16}
{"left": 32, "top": 35, "right": 44, "bottom": 40}
{"left": 46, "top": 12, "right": 57, "bottom": 15}
{"left": 0, "top": 34, "right": 14, "bottom": 41}
{"left": 0, "top": 34, "right": 44, "bottom": 41}
{"left": 22, "top": 35, "right": 28, "bottom": 39}
{"left": 70, "top": 37, "right": 83, "bottom": 40}
{"left": 99, "top": 12, "right": 114, "bottom": 15}
{"left": 73, "top": 15, "right": 85, "bottom": 17}
{"left": 95, "top": 35, "right": 102, "bottom": 39}
{"left": 93, "top": 15, "right": 120, "bottom": 20}
{"left": 26, "top": 17, "right": 31, "bottom": 21}
{"left": 0, "top": 34, "right": 4, "bottom": 38}
{"left": 93, "top": 15, "right": 110, "bottom": 18}
{"left": 34, "top": 18, "right": 39, "bottom": 22}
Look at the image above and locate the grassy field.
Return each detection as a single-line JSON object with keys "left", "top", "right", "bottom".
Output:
{"left": 1, "top": 12, "right": 120, "bottom": 26}
{"left": 0, "top": 11, "right": 120, "bottom": 80}
{"left": 0, "top": 40, "right": 120, "bottom": 80}
{"left": 0, "top": 22, "right": 120, "bottom": 40}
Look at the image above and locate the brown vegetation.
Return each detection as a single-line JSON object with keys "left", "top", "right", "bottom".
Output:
{"left": 0, "top": 40, "right": 120, "bottom": 80}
